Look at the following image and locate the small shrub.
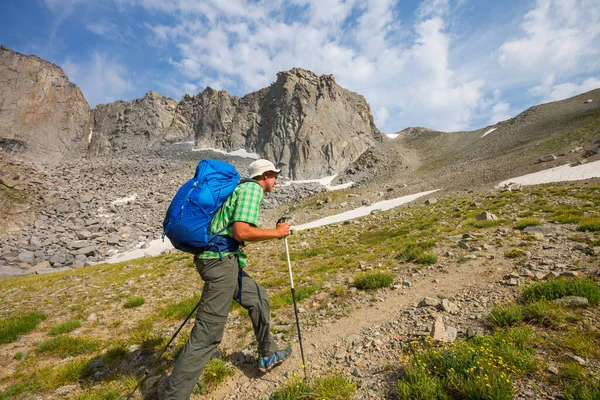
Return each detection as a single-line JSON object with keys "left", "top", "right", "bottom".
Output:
{"left": 578, "top": 217, "right": 600, "bottom": 232}
{"left": 521, "top": 278, "right": 600, "bottom": 305}
{"left": 0, "top": 311, "right": 47, "bottom": 344}
{"left": 504, "top": 249, "right": 525, "bottom": 258}
{"left": 354, "top": 272, "right": 394, "bottom": 290}
{"left": 488, "top": 304, "right": 524, "bottom": 328}
{"left": 514, "top": 218, "right": 541, "bottom": 230}
{"left": 311, "top": 375, "right": 356, "bottom": 399}
{"left": 201, "top": 358, "right": 234, "bottom": 392}
{"left": 398, "top": 242, "right": 437, "bottom": 265}
{"left": 471, "top": 219, "right": 500, "bottom": 228}
{"left": 522, "top": 300, "right": 563, "bottom": 328}
{"left": 559, "top": 362, "right": 586, "bottom": 383}
{"left": 271, "top": 378, "right": 311, "bottom": 399}
{"left": 50, "top": 320, "right": 82, "bottom": 335}
{"left": 105, "top": 345, "right": 129, "bottom": 365}
{"left": 37, "top": 335, "right": 100, "bottom": 357}
{"left": 124, "top": 297, "right": 145, "bottom": 308}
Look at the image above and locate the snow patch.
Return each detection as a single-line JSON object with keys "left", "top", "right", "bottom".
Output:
{"left": 496, "top": 160, "right": 600, "bottom": 187}
{"left": 173, "top": 140, "right": 195, "bottom": 145}
{"left": 386, "top": 133, "right": 399, "bottom": 139}
{"left": 283, "top": 175, "right": 354, "bottom": 190}
{"left": 104, "top": 237, "right": 175, "bottom": 264}
{"left": 193, "top": 147, "right": 260, "bottom": 159}
{"left": 111, "top": 194, "right": 137, "bottom": 206}
{"left": 294, "top": 189, "right": 440, "bottom": 231}
{"left": 88, "top": 126, "right": 93, "bottom": 144}
{"left": 481, "top": 127, "right": 497, "bottom": 138}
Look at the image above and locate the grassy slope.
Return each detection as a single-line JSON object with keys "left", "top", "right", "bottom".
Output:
{"left": 0, "top": 181, "right": 599, "bottom": 399}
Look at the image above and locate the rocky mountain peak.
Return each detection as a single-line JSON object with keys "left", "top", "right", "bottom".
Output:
{"left": 1, "top": 46, "right": 382, "bottom": 179}
{"left": 0, "top": 46, "right": 90, "bottom": 162}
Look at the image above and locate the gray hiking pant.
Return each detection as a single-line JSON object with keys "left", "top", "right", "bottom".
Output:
{"left": 163, "top": 254, "right": 278, "bottom": 400}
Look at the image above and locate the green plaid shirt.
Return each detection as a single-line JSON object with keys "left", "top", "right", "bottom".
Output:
{"left": 197, "top": 181, "right": 263, "bottom": 268}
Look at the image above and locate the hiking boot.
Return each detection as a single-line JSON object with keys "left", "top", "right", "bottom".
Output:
{"left": 258, "top": 347, "right": 292, "bottom": 373}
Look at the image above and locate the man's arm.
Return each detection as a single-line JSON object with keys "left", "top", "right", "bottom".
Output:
{"left": 232, "top": 221, "right": 291, "bottom": 242}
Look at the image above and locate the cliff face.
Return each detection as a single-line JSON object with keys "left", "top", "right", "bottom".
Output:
{"left": 88, "top": 91, "right": 191, "bottom": 156}
{"left": 0, "top": 46, "right": 90, "bottom": 162}
{"left": 253, "top": 69, "right": 382, "bottom": 179}
{"left": 1, "top": 46, "right": 381, "bottom": 179}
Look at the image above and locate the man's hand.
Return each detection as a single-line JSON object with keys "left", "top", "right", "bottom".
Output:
{"left": 275, "top": 221, "right": 291, "bottom": 238}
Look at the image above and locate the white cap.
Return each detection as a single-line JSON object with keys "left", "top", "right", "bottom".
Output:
{"left": 247, "top": 159, "right": 281, "bottom": 179}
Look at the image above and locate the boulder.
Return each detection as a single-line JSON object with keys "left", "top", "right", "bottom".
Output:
{"left": 476, "top": 211, "right": 498, "bottom": 221}
{"left": 539, "top": 154, "right": 557, "bottom": 162}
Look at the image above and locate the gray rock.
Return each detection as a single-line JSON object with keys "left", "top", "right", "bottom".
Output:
{"left": 475, "top": 211, "right": 498, "bottom": 221}
{"left": 54, "top": 385, "right": 79, "bottom": 395}
{"left": 440, "top": 299, "right": 460, "bottom": 314}
{"left": 424, "top": 198, "right": 437, "bottom": 205}
{"left": 78, "top": 246, "right": 97, "bottom": 256}
{"left": 553, "top": 296, "right": 588, "bottom": 307}
{"left": 419, "top": 297, "right": 440, "bottom": 307}
{"left": 539, "top": 154, "right": 557, "bottom": 162}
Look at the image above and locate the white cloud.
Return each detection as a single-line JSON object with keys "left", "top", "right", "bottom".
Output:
{"left": 488, "top": 101, "right": 511, "bottom": 125}
{"left": 531, "top": 77, "right": 600, "bottom": 103}
{"left": 62, "top": 52, "right": 134, "bottom": 107}
{"left": 498, "top": 0, "right": 600, "bottom": 79}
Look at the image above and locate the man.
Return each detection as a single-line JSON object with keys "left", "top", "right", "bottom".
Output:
{"left": 164, "top": 159, "right": 292, "bottom": 399}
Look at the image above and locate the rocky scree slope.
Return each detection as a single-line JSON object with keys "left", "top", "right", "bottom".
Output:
{"left": 0, "top": 147, "right": 326, "bottom": 277}
{"left": 1, "top": 46, "right": 381, "bottom": 180}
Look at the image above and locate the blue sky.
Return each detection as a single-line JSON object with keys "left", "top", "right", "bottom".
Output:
{"left": 1, "top": 0, "right": 599, "bottom": 134}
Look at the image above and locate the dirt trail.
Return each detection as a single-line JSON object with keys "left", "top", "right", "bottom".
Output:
{"left": 200, "top": 247, "right": 515, "bottom": 399}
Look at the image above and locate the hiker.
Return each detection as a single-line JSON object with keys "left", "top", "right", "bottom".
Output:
{"left": 164, "top": 159, "right": 292, "bottom": 399}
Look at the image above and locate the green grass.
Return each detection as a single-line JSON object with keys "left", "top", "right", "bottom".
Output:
{"left": 354, "top": 272, "right": 394, "bottom": 290}
{"left": 521, "top": 278, "right": 600, "bottom": 305}
{"left": 0, "top": 311, "right": 47, "bottom": 344}
{"left": 398, "top": 241, "right": 437, "bottom": 265}
{"left": 124, "top": 297, "right": 145, "bottom": 308}
{"left": 200, "top": 358, "right": 235, "bottom": 392}
{"left": 311, "top": 375, "right": 356, "bottom": 399}
{"left": 271, "top": 374, "right": 355, "bottom": 400}
{"left": 470, "top": 219, "right": 501, "bottom": 228}
{"left": 577, "top": 217, "right": 600, "bottom": 232}
{"left": 488, "top": 304, "right": 524, "bottom": 328}
{"left": 271, "top": 378, "right": 311, "bottom": 399}
{"left": 159, "top": 294, "right": 200, "bottom": 320}
{"left": 514, "top": 218, "right": 542, "bottom": 230}
{"left": 504, "top": 249, "right": 525, "bottom": 258}
{"left": 271, "top": 285, "right": 318, "bottom": 309}
{"left": 37, "top": 335, "right": 101, "bottom": 357}
{"left": 50, "top": 320, "right": 82, "bottom": 335}
{"left": 397, "top": 327, "right": 536, "bottom": 400}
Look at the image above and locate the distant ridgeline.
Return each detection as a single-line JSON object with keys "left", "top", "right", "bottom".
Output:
{"left": 0, "top": 46, "right": 382, "bottom": 179}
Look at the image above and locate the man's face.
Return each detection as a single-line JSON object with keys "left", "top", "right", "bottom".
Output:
{"left": 262, "top": 171, "right": 278, "bottom": 192}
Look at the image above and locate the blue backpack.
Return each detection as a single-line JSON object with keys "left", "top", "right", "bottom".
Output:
{"left": 162, "top": 159, "right": 243, "bottom": 254}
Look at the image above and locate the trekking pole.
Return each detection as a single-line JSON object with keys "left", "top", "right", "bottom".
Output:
{"left": 279, "top": 217, "right": 308, "bottom": 379}
{"left": 125, "top": 299, "right": 201, "bottom": 399}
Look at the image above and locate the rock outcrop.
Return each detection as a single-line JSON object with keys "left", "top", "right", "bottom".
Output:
{"left": 0, "top": 46, "right": 90, "bottom": 162}
{"left": 88, "top": 91, "right": 192, "bottom": 156}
